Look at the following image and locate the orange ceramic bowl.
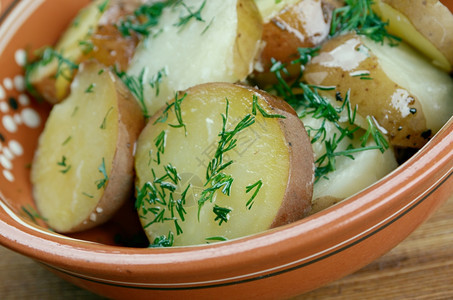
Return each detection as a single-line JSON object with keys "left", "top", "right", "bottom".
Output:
{"left": 1, "top": 1, "right": 453, "bottom": 299}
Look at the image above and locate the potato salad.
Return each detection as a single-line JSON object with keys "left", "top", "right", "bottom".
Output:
{"left": 26, "top": 0, "right": 453, "bottom": 246}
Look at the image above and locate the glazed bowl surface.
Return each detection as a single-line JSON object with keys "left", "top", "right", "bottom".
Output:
{"left": 1, "top": 1, "right": 453, "bottom": 299}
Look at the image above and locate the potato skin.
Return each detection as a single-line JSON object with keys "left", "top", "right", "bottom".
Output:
{"left": 249, "top": 87, "right": 314, "bottom": 226}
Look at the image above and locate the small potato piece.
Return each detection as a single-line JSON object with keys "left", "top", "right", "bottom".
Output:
{"left": 31, "top": 61, "right": 145, "bottom": 233}
{"left": 27, "top": 0, "right": 141, "bottom": 104}
{"left": 372, "top": 0, "right": 453, "bottom": 72}
{"left": 135, "top": 82, "right": 314, "bottom": 246}
{"left": 298, "top": 114, "right": 398, "bottom": 214}
{"left": 255, "top": 0, "right": 339, "bottom": 73}
{"left": 127, "top": 0, "right": 263, "bottom": 117}
{"left": 303, "top": 33, "right": 453, "bottom": 148}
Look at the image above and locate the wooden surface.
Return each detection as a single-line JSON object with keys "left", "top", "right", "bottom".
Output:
{"left": 1, "top": 195, "right": 453, "bottom": 299}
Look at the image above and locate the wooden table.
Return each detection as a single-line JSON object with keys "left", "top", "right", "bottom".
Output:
{"left": 1, "top": 196, "right": 453, "bottom": 299}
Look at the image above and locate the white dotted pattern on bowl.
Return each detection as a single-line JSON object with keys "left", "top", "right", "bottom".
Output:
{"left": 0, "top": 49, "right": 41, "bottom": 182}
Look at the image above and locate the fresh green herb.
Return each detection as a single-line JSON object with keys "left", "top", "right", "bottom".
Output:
{"left": 21, "top": 205, "right": 47, "bottom": 223}
{"left": 100, "top": 107, "right": 114, "bottom": 129}
{"left": 154, "top": 130, "right": 167, "bottom": 165}
{"left": 40, "top": 47, "right": 79, "bottom": 80}
{"left": 114, "top": 68, "right": 149, "bottom": 118}
{"left": 198, "top": 98, "right": 255, "bottom": 220}
{"left": 97, "top": 0, "right": 110, "bottom": 13}
{"left": 154, "top": 93, "right": 188, "bottom": 134}
{"left": 175, "top": 0, "right": 207, "bottom": 29}
{"left": 360, "top": 116, "right": 389, "bottom": 152}
{"left": 201, "top": 17, "right": 215, "bottom": 35}
{"left": 149, "top": 68, "right": 167, "bottom": 96}
{"left": 252, "top": 95, "right": 286, "bottom": 119}
{"left": 95, "top": 158, "right": 108, "bottom": 189}
{"left": 82, "top": 192, "right": 94, "bottom": 199}
{"left": 213, "top": 205, "right": 231, "bottom": 225}
{"left": 98, "top": 69, "right": 105, "bottom": 75}
{"left": 329, "top": 0, "right": 401, "bottom": 45}
{"left": 62, "top": 136, "right": 72, "bottom": 146}
{"left": 85, "top": 83, "right": 96, "bottom": 93}
{"left": 79, "top": 40, "right": 95, "bottom": 54}
{"left": 245, "top": 180, "right": 263, "bottom": 210}
{"left": 116, "top": 1, "right": 173, "bottom": 37}
{"left": 269, "top": 52, "right": 389, "bottom": 181}
{"left": 136, "top": 166, "right": 190, "bottom": 236}
{"left": 206, "top": 236, "right": 228, "bottom": 242}
{"left": 57, "top": 156, "right": 71, "bottom": 174}
{"left": 149, "top": 231, "right": 174, "bottom": 247}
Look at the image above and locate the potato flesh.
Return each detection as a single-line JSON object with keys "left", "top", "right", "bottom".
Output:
{"left": 31, "top": 63, "right": 119, "bottom": 232}
{"left": 135, "top": 84, "right": 291, "bottom": 246}
{"left": 127, "top": 0, "right": 262, "bottom": 116}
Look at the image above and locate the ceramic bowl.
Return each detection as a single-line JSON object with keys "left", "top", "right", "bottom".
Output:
{"left": 1, "top": 1, "right": 453, "bottom": 299}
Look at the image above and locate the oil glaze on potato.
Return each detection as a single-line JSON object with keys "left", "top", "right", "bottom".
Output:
{"left": 27, "top": 0, "right": 141, "bottom": 104}
{"left": 127, "top": 0, "right": 263, "bottom": 117}
{"left": 303, "top": 33, "right": 453, "bottom": 148}
{"left": 372, "top": 0, "right": 453, "bottom": 72}
{"left": 135, "top": 82, "right": 314, "bottom": 246}
{"left": 31, "top": 61, "right": 145, "bottom": 233}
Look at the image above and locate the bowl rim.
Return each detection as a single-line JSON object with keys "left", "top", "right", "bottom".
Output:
{"left": 1, "top": 0, "right": 453, "bottom": 291}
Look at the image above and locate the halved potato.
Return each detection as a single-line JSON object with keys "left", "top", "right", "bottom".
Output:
{"left": 127, "top": 0, "right": 263, "bottom": 117}
{"left": 31, "top": 61, "right": 145, "bottom": 233}
{"left": 372, "top": 0, "right": 453, "bottom": 72}
{"left": 27, "top": 0, "right": 141, "bottom": 104}
{"left": 135, "top": 82, "right": 314, "bottom": 246}
{"left": 303, "top": 33, "right": 453, "bottom": 148}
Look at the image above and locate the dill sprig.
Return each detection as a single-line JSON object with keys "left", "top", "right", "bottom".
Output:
{"left": 57, "top": 156, "right": 71, "bottom": 174}
{"left": 149, "top": 231, "right": 174, "bottom": 247}
{"left": 95, "top": 158, "right": 109, "bottom": 189}
{"left": 136, "top": 164, "right": 190, "bottom": 237}
{"left": 330, "top": 0, "right": 401, "bottom": 45}
{"left": 114, "top": 68, "right": 149, "bottom": 118}
{"left": 117, "top": 1, "right": 170, "bottom": 37}
{"left": 245, "top": 180, "right": 263, "bottom": 210}
{"left": 213, "top": 205, "right": 231, "bottom": 226}
{"left": 175, "top": 0, "right": 207, "bottom": 28}
{"left": 198, "top": 98, "right": 255, "bottom": 220}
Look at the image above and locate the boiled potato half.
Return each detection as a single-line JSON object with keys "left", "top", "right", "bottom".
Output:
{"left": 135, "top": 82, "right": 314, "bottom": 246}
{"left": 27, "top": 0, "right": 141, "bottom": 104}
{"left": 372, "top": 0, "right": 453, "bottom": 72}
{"left": 31, "top": 61, "right": 145, "bottom": 233}
{"left": 127, "top": 0, "right": 263, "bottom": 117}
{"left": 303, "top": 33, "right": 453, "bottom": 148}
